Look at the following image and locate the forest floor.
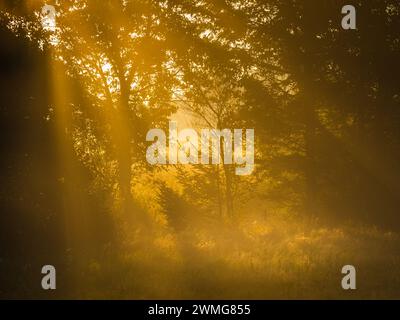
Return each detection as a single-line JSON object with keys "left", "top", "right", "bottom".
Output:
{"left": 75, "top": 211, "right": 400, "bottom": 299}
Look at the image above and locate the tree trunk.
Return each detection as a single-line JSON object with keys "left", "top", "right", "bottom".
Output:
{"left": 302, "top": 94, "right": 318, "bottom": 217}
{"left": 219, "top": 136, "right": 234, "bottom": 218}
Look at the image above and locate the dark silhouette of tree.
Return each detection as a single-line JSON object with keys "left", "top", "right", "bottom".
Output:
{"left": 0, "top": 17, "right": 118, "bottom": 299}
{"left": 248, "top": 0, "right": 400, "bottom": 227}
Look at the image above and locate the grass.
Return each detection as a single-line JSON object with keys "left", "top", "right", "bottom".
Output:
{"left": 72, "top": 210, "right": 400, "bottom": 299}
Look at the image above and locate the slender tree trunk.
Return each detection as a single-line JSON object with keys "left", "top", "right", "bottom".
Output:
{"left": 115, "top": 74, "right": 134, "bottom": 216}
{"left": 223, "top": 164, "right": 235, "bottom": 218}
{"left": 215, "top": 165, "right": 223, "bottom": 218}
{"left": 219, "top": 136, "right": 234, "bottom": 218}
{"left": 302, "top": 94, "right": 318, "bottom": 217}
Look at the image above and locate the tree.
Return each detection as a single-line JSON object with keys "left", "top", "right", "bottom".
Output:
{"left": 2, "top": 0, "right": 182, "bottom": 222}
{"left": 249, "top": 0, "right": 400, "bottom": 226}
